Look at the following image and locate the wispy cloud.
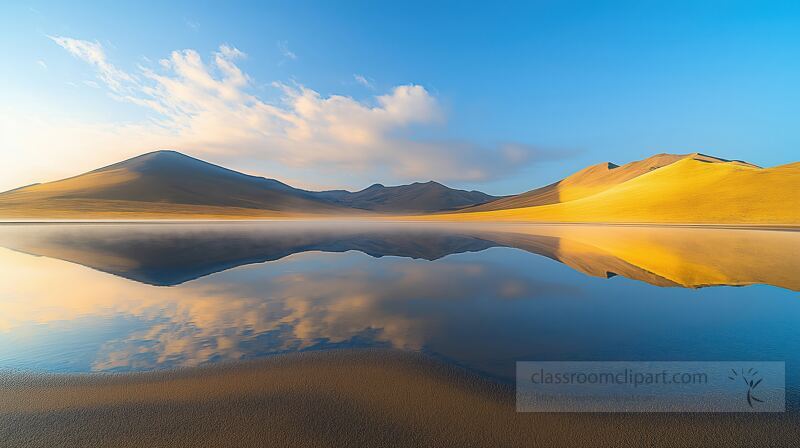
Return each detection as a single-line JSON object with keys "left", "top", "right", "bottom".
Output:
{"left": 48, "top": 36, "right": 134, "bottom": 91}
{"left": 4, "top": 37, "right": 557, "bottom": 191}
{"left": 36, "top": 59, "right": 47, "bottom": 69}
{"left": 184, "top": 18, "right": 200, "bottom": 30}
{"left": 277, "top": 40, "right": 297, "bottom": 60}
{"left": 354, "top": 74, "right": 374, "bottom": 89}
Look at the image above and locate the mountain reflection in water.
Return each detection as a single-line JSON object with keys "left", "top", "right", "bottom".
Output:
{"left": 0, "top": 223, "right": 797, "bottom": 396}
{"left": 0, "top": 222, "right": 796, "bottom": 289}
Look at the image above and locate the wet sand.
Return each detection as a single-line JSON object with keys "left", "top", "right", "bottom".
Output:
{"left": 0, "top": 349, "right": 796, "bottom": 447}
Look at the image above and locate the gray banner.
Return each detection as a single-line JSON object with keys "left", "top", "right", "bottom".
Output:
{"left": 516, "top": 361, "right": 785, "bottom": 412}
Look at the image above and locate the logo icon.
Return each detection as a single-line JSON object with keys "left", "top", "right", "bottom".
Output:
{"left": 728, "top": 368, "right": 764, "bottom": 408}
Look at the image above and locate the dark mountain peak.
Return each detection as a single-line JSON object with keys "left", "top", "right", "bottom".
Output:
{"left": 94, "top": 149, "right": 219, "bottom": 175}
{"left": 141, "top": 149, "right": 186, "bottom": 158}
{"left": 97, "top": 150, "right": 304, "bottom": 192}
{"left": 407, "top": 180, "right": 445, "bottom": 189}
{"left": 126, "top": 149, "right": 197, "bottom": 164}
{"left": 365, "top": 183, "right": 385, "bottom": 190}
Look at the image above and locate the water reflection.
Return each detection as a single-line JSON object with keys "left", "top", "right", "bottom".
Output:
{"left": 0, "top": 223, "right": 798, "bottom": 388}
{"left": 0, "top": 222, "right": 797, "bottom": 289}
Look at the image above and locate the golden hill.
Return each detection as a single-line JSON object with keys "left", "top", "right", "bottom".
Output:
{"left": 433, "top": 155, "right": 799, "bottom": 225}
{"left": 463, "top": 153, "right": 758, "bottom": 212}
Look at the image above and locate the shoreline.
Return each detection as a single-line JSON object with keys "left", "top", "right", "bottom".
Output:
{"left": 0, "top": 218, "right": 798, "bottom": 231}
{"left": 1, "top": 349, "right": 798, "bottom": 447}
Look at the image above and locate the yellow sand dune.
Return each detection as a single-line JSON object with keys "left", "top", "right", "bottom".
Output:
{"left": 438, "top": 158, "right": 800, "bottom": 225}
{"left": 463, "top": 153, "right": 758, "bottom": 212}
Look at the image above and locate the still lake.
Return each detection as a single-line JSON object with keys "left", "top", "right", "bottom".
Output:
{"left": 0, "top": 222, "right": 798, "bottom": 405}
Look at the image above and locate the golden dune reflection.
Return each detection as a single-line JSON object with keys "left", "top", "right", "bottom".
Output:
{"left": 0, "top": 248, "right": 548, "bottom": 371}
{"left": 0, "top": 223, "right": 797, "bottom": 372}
{"left": 488, "top": 225, "right": 800, "bottom": 290}
{"left": 0, "top": 223, "right": 796, "bottom": 291}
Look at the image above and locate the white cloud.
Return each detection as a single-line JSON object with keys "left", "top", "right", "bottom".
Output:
{"left": 2, "top": 37, "right": 555, "bottom": 192}
{"left": 49, "top": 36, "right": 134, "bottom": 92}
{"left": 277, "top": 40, "right": 297, "bottom": 60}
{"left": 354, "top": 74, "right": 374, "bottom": 89}
{"left": 36, "top": 59, "right": 47, "bottom": 69}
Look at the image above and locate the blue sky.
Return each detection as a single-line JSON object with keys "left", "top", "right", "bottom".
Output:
{"left": 1, "top": 1, "right": 799, "bottom": 194}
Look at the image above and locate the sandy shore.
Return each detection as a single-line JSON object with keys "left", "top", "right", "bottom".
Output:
{"left": 1, "top": 349, "right": 797, "bottom": 447}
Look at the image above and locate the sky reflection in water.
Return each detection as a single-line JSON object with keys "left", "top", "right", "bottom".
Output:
{"left": 0, "top": 222, "right": 798, "bottom": 403}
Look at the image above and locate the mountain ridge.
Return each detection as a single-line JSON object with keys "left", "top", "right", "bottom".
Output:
{"left": 313, "top": 179, "right": 499, "bottom": 212}
{"left": 0, "top": 150, "right": 795, "bottom": 223}
{"left": 432, "top": 156, "right": 799, "bottom": 225}
{"left": 0, "top": 150, "right": 341, "bottom": 213}
{"left": 461, "top": 152, "right": 759, "bottom": 213}
{"left": 0, "top": 150, "right": 499, "bottom": 217}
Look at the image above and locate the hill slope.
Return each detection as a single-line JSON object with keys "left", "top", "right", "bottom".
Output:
{"left": 434, "top": 157, "right": 800, "bottom": 224}
{"left": 0, "top": 150, "right": 500, "bottom": 219}
{"left": 0, "top": 151, "right": 350, "bottom": 218}
{"left": 313, "top": 181, "right": 498, "bottom": 212}
{"left": 462, "top": 153, "right": 757, "bottom": 211}
{"left": 464, "top": 153, "right": 758, "bottom": 212}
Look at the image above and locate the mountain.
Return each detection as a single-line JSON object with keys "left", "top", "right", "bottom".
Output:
{"left": 1, "top": 150, "right": 794, "bottom": 223}
{"left": 0, "top": 150, "right": 496, "bottom": 218}
{"left": 0, "top": 150, "right": 350, "bottom": 218}
{"left": 312, "top": 181, "right": 498, "bottom": 212}
{"left": 463, "top": 153, "right": 758, "bottom": 212}
{"left": 437, "top": 154, "right": 800, "bottom": 225}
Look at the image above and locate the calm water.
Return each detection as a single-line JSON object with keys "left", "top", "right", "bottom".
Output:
{"left": 0, "top": 222, "right": 798, "bottom": 403}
